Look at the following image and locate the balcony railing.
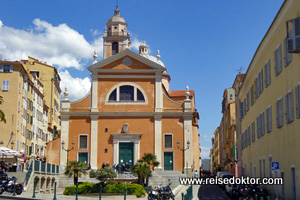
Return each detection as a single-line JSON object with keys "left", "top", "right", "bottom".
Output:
{"left": 106, "top": 32, "right": 128, "bottom": 37}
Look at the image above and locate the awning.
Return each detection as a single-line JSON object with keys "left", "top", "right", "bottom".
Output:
{"left": 0, "top": 146, "right": 21, "bottom": 156}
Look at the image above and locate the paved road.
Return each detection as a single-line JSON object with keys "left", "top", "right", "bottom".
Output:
{"left": 198, "top": 185, "right": 231, "bottom": 200}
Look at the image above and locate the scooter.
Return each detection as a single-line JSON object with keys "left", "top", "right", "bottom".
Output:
{"left": 0, "top": 177, "right": 23, "bottom": 195}
{"left": 159, "top": 182, "right": 175, "bottom": 200}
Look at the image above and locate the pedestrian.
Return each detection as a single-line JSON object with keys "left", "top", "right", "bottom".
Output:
{"left": 102, "top": 163, "right": 105, "bottom": 169}
{"left": 194, "top": 170, "right": 199, "bottom": 178}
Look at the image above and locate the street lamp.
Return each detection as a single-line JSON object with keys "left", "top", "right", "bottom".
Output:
{"left": 61, "top": 141, "right": 75, "bottom": 163}
{"left": 177, "top": 140, "right": 190, "bottom": 174}
{"left": 11, "top": 141, "right": 14, "bottom": 149}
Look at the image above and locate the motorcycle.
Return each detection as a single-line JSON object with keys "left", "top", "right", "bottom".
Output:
{"left": 249, "top": 184, "right": 269, "bottom": 200}
{"left": 0, "top": 176, "right": 23, "bottom": 195}
{"left": 147, "top": 187, "right": 161, "bottom": 200}
{"left": 158, "top": 183, "right": 175, "bottom": 200}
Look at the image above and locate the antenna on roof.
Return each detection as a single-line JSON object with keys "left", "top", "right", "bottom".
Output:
{"left": 116, "top": 0, "right": 118, "bottom": 9}
{"left": 236, "top": 67, "right": 244, "bottom": 74}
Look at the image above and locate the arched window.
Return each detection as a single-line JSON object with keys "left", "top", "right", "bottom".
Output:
{"left": 112, "top": 42, "right": 119, "bottom": 55}
{"left": 108, "top": 84, "right": 146, "bottom": 103}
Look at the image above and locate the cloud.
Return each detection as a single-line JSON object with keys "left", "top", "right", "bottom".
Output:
{"left": 59, "top": 70, "right": 91, "bottom": 101}
{"left": 201, "top": 146, "right": 211, "bottom": 159}
{"left": 129, "top": 35, "right": 152, "bottom": 54}
{"left": 0, "top": 18, "right": 103, "bottom": 70}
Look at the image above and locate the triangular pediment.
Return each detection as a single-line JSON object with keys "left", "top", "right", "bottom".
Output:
{"left": 88, "top": 49, "right": 165, "bottom": 72}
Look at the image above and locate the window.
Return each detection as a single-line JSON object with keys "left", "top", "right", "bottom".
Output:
{"left": 164, "top": 135, "right": 172, "bottom": 148}
{"left": 79, "top": 135, "right": 88, "bottom": 149}
{"left": 251, "top": 121, "right": 255, "bottom": 142}
{"left": 246, "top": 92, "right": 250, "bottom": 111}
{"left": 274, "top": 44, "right": 283, "bottom": 76}
{"left": 286, "top": 90, "right": 294, "bottom": 123}
{"left": 284, "top": 38, "right": 293, "bottom": 66}
{"left": 276, "top": 97, "right": 284, "bottom": 128}
{"left": 0, "top": 65, "right": 13, "bottom": 73}
{"left": 250, "top": 85, "right": 254, "bottom": 106}
{"left": 112, "top": 42, "right": 119, "bottom": 55}
{"left": 255, "top": 69, "right": 263, "bottom": 98}
{"left": 247, "top": 126, "right": 250, "bottom": 146}
{"left": 286, "top": 16, "right": 300, "bottom": 53}
{"left": 2, "top": 80, "right": 9, "bottom": 91}
{"left": 240, "top": 102, "right": 244, "bottom": 119}
{"left": 296, "top": 85, "right": 300, "bottom": 118}
{"left": 266, "top": 106, "right": 272, "bottom": 133}
{"left": 257, "top": 112, "right": 265, "bottom": 138}
{"left": 264, "top": 60, "right": 271, "bottom": 87}
{"left": 108, "top": 84, "right": 146, "bottom": 103}
{"left": 269, "top": 156, "right": 272, "bottom": 178}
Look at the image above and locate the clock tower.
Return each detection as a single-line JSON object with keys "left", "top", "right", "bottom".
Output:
{"left": 103, "top": 7, "right": 131, "bottom": 59}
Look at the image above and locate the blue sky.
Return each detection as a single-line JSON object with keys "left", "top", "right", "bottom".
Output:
{"left": 0, "top": 0, "right": 284, "bottom": 158}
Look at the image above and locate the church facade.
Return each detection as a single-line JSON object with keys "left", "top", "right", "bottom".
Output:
{"left": 59, "top": 7, "right": 200, "bottom": 174}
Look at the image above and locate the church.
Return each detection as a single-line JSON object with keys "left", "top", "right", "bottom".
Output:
{"left": 58, "top": 7, "right": 200, "bottom": 175}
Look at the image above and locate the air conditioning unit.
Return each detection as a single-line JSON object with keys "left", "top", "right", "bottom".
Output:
{"left": 287, "top": 17, "right": 300, "bottom": 53}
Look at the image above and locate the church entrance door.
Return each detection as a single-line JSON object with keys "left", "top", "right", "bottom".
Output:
{"left": 119, "top": 142, "right": 134, "bottom": 167}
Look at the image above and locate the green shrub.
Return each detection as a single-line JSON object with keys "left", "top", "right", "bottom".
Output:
{"left": 78, "top": 182, "right": 93, "bottom": 194}
{"left": 63, "top": 185, "right": 76, "bottom": 195}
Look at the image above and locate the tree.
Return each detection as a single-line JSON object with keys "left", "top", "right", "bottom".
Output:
{"left": 141, "top": 153, "right": 159, "bottom": 170}
{"left": 89, "top": 167, "right": 117, "bottom": 181}
{"left": 131, "top": 161, "right": 151, "bottom": 186}
{"left": 64, "top": 161, "right": 88, "bottom": 185}
{"left": 0, "top": 96, "right": 6, "bottom": 123}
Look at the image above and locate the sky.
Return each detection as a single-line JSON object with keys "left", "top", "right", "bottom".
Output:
{"left": 0, "top": 0, "right": 284, "bottom": 159}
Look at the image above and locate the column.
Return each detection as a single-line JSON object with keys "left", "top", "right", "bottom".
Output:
{"left": 91, "top": 73, "right": 98, "bottom": 112}
{"left": 113, "top": 140, "right": 118, "bottom": 165}
{"left": 155, "top": 74, "right": 163, "bottom": 112}
{"left": 134, "top": 141, "right": 140, "bottom": 164}
{"left": 60, "top": 115, "right": 69, "bottom": 167}
{"left": 90, "top": 115, "right": 98, "bottom": 169}
{"left": 154, "top": 115, "right": 162, "bottom": 169}
{"left": 184, "top": 115, "right": 193, "bottom": 175}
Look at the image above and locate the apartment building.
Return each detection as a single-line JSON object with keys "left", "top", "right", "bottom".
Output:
{"left": 239, "top": 0, "right": 300, "bottom": 199}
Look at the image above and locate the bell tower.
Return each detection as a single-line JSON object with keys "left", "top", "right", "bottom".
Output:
{"left": 103, "top": 7, "right": 131, "bottom": 59}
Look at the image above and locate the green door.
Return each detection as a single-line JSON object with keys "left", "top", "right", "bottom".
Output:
{"left": 164, "top": 152, "right": 173, "bottom": 170}
{"left": 119, "top": 143, "right": 134, "bottom": 167}
{"left": 78, "top": 152, "right": 88, "bottom": 164}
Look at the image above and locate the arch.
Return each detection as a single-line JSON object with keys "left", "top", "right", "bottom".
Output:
{"left": 40, "top": 176, "right": 46, "bottom": 193}
{"left": 46, "top": 177, "right": 51, "bottom": 193}
{"left": 51, "top": 177, "right": 56, "bottom": 191}
{"left": 34, "top": 176, "right": 40, "bottom": 192}
{"left": 105, "top": 82, "right": 148, "bottom": 105}
{"left": 112, "top": 42, "right": 119, "bottom": 55}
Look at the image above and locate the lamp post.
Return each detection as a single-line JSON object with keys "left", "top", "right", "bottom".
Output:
{"left": 177, "top": 140, "right": 190, "bottom": 174}
{"left": 11, "top": 141, "right": 14, "bottom": 149}
{"left": 61, "top": 141, "right": 75, "bottom": 163}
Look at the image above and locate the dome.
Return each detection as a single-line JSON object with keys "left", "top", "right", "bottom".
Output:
{"left": 107, "top": 16, "right": 126, "bottom": 24}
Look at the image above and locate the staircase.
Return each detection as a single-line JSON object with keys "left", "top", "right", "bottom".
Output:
{"left": 149, "top": 170, "right": 187, "bottom": 189}
{"left": 6, "top": 172, "right": 27, "bottom": 183}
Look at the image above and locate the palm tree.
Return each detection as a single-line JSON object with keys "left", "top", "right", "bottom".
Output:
{"left": 131, "top": 161, "right": 151, "bottom": 186}
{"left": 64, "top": 161, "right": 88, "bottom": 185}
{"left": 141, "top": 153, "right": 159, "bottom": 170}
{"left": 0, "top": 96, "right": 6, "bottom": 123}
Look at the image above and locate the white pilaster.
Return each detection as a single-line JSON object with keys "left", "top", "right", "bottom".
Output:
{"left": 154, "top": 115, "right": 162, "bottom": 169}
{"left": 60, "top": 115, "right": 70, "bottom": 167}
{"left": 113, "top": 141, "right": 118, "bottom": 165}
{"left": 184, "top": 115, "right": 193, "bottom": 173}
{"left": 134, "top": 141, "right": 140, "bottom": 163}
{"left": 155, "top": 74, "right": 163, "bottom": 112}
{"left": 90, "top": 115, "right": 98, "bottom": 169}
{"left": 91, "top": 74, "right": 98, "bottom": 112}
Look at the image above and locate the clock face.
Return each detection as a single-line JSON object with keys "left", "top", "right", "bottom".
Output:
{"left": 122, "top": 57, "right": 132, "bottom": 66}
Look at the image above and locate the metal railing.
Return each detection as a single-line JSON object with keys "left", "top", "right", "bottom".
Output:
{"left": 181, "top": 185, "right": 193, "bottom": 200}
{"left": 33, "top": 160, "right": 59, "bottom": 174}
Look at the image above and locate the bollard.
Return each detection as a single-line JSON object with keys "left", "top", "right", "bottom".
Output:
{"left": 32, "top": 180, "right": 36, "bottom": 198}
{"left": 12, "top": 179, "right": 16, "bottom": 196}
{"left": 99, "top": 185, "right": 102, "bottom": 200}
{"left": 75, "top": 182, "right": 78, "bottom": 200}
{"left": 181, "top": 192, "right": 184, "bottom": 200}
{"left": 53, "top": 182, "right": 57, "bottom": 200}
{"left": 124, "top": 186, "right": 126, "bottom": 200}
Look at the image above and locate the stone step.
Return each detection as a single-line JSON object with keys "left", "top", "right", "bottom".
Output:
{"left": 6, "top": 172, "right": 27, "bottom": 183}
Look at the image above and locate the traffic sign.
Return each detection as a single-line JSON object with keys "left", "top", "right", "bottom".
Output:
{"left": 271, "top": 161, "right": 280, "bottom": 174}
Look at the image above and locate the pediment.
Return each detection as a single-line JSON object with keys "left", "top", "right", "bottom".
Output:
{"left": 88, "top": 49, "right": 165, "bottom": 72}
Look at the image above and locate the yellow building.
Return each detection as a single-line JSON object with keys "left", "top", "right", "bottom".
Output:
{"left": 22, "top": 57, "right": 61, "bottom": 136}
{"left": 0, "top": 61, "right": 27, "bottom": 154}
{"left": 239, "top": 0, "right": 300, "bottom": 198}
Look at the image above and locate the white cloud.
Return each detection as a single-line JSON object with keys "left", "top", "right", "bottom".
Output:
{"left": 59, "top": 70, "right": 91, "bottom": 101}
{"left": 0, "top": 18, "right": 103, "bottom": 70}
{"left": 201, "top": 146, "right": 211, "bottom": 159}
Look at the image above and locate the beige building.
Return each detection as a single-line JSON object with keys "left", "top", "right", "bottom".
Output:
{"left": 239, "top": 0, "right": 300, "bottom": 199}
{"left": 22, "top": 57, "right": 61, "bottom": 137}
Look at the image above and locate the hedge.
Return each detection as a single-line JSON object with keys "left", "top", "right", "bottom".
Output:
{"left": 63, "top": 182, "right": 146, "bottom": 197}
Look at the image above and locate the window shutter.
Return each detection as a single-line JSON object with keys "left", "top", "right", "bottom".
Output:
{"left": 290, "top": 91, "right": 294, "bottom": 121}
{"left": 262, "top": 112, "right": 265, "bottom": 136}
{"left": 0, "top": 65, "right": 3, "bottom": 72}
{"left": 268, "top": 60, "right": 271, "bottom": 85}
{"left": 296, "top": 86, "right": 300, "bottom": 118}
{"left": 2, "top": 80, "right": 5, "bottom": 90}
{"left": 278, "top": 44, "right": 283, "bottom": 74}
{"left": 257, "top": 116, "right": 260, "bottom": 138}
{"left": 9, "top": 65, "right": 13, "bottom": 72}
{"left": 264, "top": 63, "right": 267, "bottom": 87}
{"left": 279, "top": 99, "right": 284, "bottom": 127}
{"left": 276, "top": 100, "right": 279, "bottom": 127}
{"left": 260, "top": 69, "right": 264, "bottom": 93}
{"left": 7, "top": 80, "right": 9, "bottom": 91}
{"left": 269, "top": 107, "right": 272, "bottom": 132}
{"left": 255, "top": 77, "right": 258, "bottom": 98}
{"left": 286, "top": 94, "right": 289, "bottom": 123}
{"left": 274, "top": 49, "right": 278, "bottom": 76}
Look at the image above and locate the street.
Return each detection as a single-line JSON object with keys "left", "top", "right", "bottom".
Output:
{"left": 198, "top": 184, "right": 231, "bottom": 200}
